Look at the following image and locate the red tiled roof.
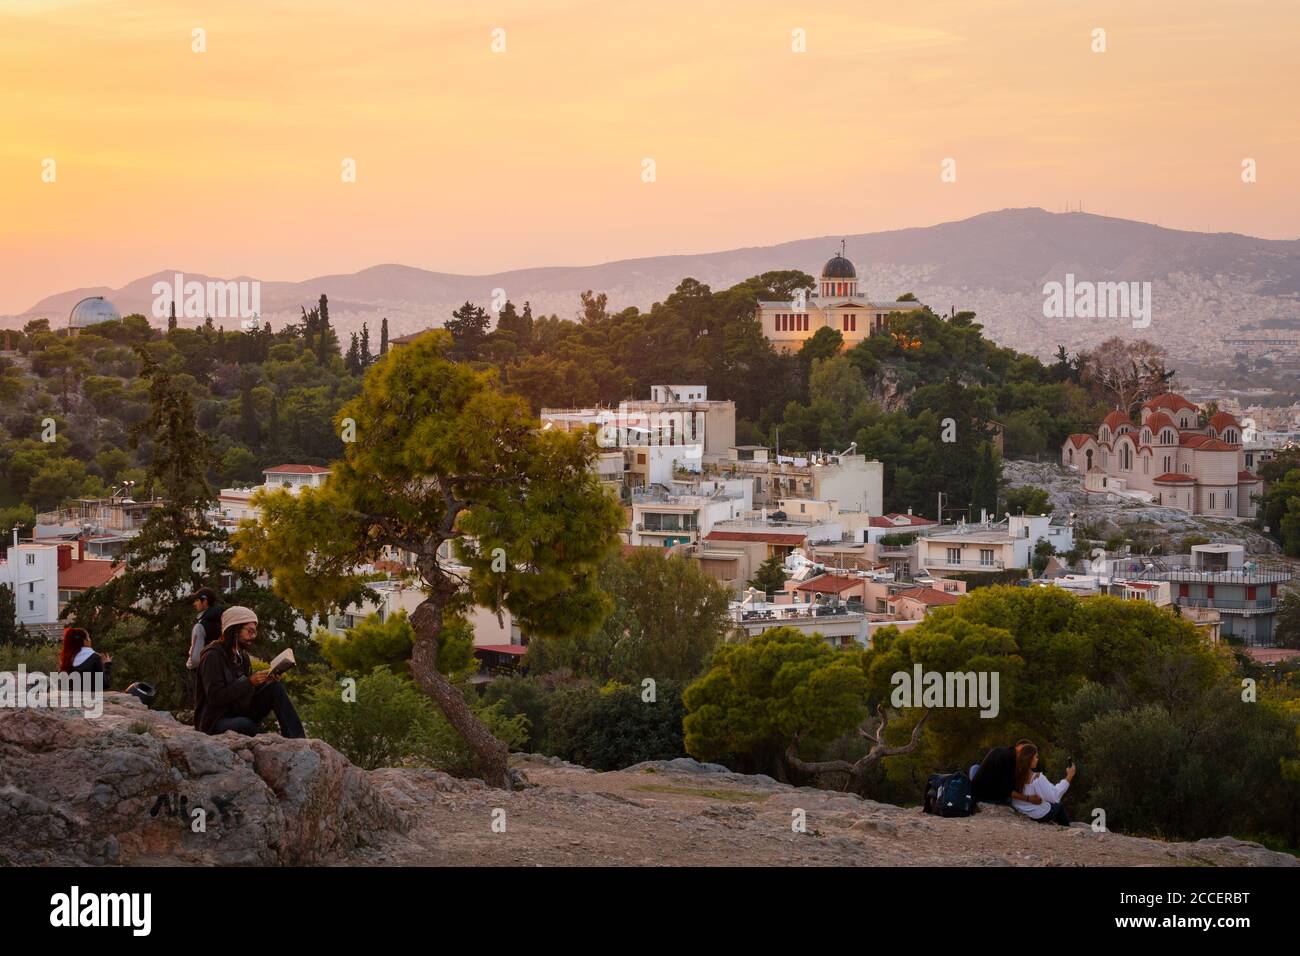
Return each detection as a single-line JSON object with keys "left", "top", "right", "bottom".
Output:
{"left": 473, "top": 644, "right": 528, "bottom": 656}
{"left": 1209, "top": 411, "right": 1240, "bottom": 431}
{"left": 1144, "top": 411, "right": 1175, "bottom": 433}
{"left": 1102, "top": 410, "right": 1131, "bottom": 431}
{"left": 794, "top": 574, "right": 862, "bottom": 594}
{"left": 1067, "top": 434, "right": 1092, "bottom": 448}
{"left": 1154, "top": 473, "right": 1195, "bottom": 483}
{"left": 1179, "top": 434, "right": 1235, "bottom": 451}
{"left": 891, "top": 587, "right": 961, "bottom": 606}
{"left": 1238, "top": 470, "right": 1261, "bottom": 482}
{"left": 58, "top": 560, "right": 121, "bottom": 590}
{"left": 1142, "top": 393, "right": 1197, "bottom": 414}
{"left": 264, "top": 464, "right": 331, "bottom": 474}
{"left": 869, "top": 514, "right": 938, "bottom": 527}
{"left": 704, "top": 530, "right": 806, "bottom": 545}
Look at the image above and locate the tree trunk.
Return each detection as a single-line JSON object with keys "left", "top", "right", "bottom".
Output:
{"left": 408, "top": 600, "right": 513, "bottom": 789}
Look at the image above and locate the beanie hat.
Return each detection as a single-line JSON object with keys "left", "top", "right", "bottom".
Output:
{"left": 220, "top": 606, "right": 258, "bottom": 633}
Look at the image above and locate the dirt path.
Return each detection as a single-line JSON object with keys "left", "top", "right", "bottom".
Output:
{"left": 348, "top": 757, "right": 1296, "bottom": 867}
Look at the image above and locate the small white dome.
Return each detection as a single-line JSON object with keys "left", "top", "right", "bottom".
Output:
{"left": 69, "top": 296, "right": 121, "bottom": 329}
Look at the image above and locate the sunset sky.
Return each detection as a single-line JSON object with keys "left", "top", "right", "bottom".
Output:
{"left": 2, "top": 0, "right": 1297, "bottom": 314}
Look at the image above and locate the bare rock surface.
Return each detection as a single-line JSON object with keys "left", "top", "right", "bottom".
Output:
{"left": 1002, "top": 460, "right": 1280, "bottom": 553}
{"left": 0, "top": 691, "right": 408, "bottom": 865}
{"left": 3, "top": 695, "right": 1294, "bottom": 867}
{"left": 355, "top": 755, "right": 1299, "bottom": 867}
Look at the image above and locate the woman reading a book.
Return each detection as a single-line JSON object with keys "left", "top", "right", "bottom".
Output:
{"left": 194, "top": 606, "right": 305, "bottom": 739}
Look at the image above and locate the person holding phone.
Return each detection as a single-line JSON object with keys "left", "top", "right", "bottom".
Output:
{"left": 1010, "top": 743, "right": 1074, "bottom": 825}
{"left": 194, "top": 607, "right": 305, "bottom": 739}
{"left": 970, "top": 740, "right": 1044, "bottom": 807}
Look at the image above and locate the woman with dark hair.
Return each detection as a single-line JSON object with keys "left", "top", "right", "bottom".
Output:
{"left": 194, "top": 606, "right": 304, "bottom": 739}
{"left": 969, "top": 740, "right": 1041, "bottom": 806}
{"left": 58, "top": 627, "right": 112, "bottom": 688}
{"left": 1010, "top": 743, "right": 1075, "bottom": 826}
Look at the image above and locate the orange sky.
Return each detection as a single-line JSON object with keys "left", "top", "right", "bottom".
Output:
{"left": 2, "top": 0, "right": 1297, "bottom": 314}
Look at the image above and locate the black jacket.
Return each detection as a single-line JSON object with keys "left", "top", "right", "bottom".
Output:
{"left": 70, "top": 652, "right": 111, "bottom": 690}
{"left": 199, "top": 604, "right": 225, "bottom": 646}
{"left": 194, "top": 643, "right": 254, "bottom": 734}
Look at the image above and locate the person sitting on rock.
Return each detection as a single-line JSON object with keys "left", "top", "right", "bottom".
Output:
{"left": 194, "top": 607, "right": 305, "bottom": 739}
{"left": 1010, "top": 743, "right": 1074, "bottom": 826}
{"left": 58, "top": 626, "right": 112, "bottom": 689}
{"left": 969, "top": 739, "right": 1042, "bottom": 808}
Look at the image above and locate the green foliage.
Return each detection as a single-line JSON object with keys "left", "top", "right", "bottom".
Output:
{"left": 1005, "top": 485, "right": 1051, "bottom": 516}
{"left": 683, "top": 627, "right": 870, "bottom": 775}
{"left": 301, "top": 666, "right": 432, "bottom": 770}
{"left": 302, "top": 665, "right": 528, "bottom": 775}
{"left": 541, "top": 681, "right": 687, "bottom": 771}
{"left": 1277, "top": 592, "right": 1300, "bottom": 650}
{"left": 1055, "top": 685, "right": 1300, "bottom": 844}
{"left": 747, "top": 554, "right": 788, "bottom": 597}
{"left": 317, "top": 611, "right": 476, "bottom": 679}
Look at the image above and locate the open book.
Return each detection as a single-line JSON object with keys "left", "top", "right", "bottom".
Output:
{"left": 266, "top": 647, "right": 296, "bottom": 677}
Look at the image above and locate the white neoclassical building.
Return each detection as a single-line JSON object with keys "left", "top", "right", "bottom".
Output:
{"left": 756, "top": 247, "right": 924, "bottom": 353}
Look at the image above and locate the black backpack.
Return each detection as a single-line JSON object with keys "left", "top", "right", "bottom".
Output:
{"left": 924, "top": 770, "right": 973, "bottom": 817}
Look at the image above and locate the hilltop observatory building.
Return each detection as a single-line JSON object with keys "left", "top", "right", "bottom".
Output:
{"left": 68, "top": 296, "right": 121, "bottom": 336}
{"left": 756, "top": 246, "right": 924, "bottom": 353}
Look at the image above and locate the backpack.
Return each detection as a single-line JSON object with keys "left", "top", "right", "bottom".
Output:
{"left": 924, "top": 770, "right": 973, "bottom": 817}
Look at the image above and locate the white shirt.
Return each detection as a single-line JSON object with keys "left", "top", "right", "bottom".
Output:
{"left": 1012, "top": 771, "right": 1070, "bottom": 820}
{"left": 187, "top": 621, "right": 206, "bottom": 670}
{"left": 72, "top": 646, "right": 95, "bottom": 667}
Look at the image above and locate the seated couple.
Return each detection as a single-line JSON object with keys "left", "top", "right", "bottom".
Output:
{"left": 194, "top": 606, "right": 305, "bottom": 739}
{"left": 969, "top": 740, "right": 1076, "bottom": 826}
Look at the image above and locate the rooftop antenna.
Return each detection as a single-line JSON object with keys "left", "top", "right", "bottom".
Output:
{"left": 840, "top": 238, "right": 846, "bottom": 257}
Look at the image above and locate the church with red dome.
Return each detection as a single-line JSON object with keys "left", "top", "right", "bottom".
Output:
{"left": 1062, "top": 393, "right": 1263, "bottom": 517}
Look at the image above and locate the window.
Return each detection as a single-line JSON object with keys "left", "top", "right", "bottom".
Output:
{"left": 25, "top": 554, "right": 35, "bottom": 566}
{"left": 979, "top": 549, "right": 994, "bottom": 567}
{"left": 946, "top": 547, "right": 961, "bottom": 564}
{"left": 1226, "top": 490, "right": 1232, "bottom": 509}
{"left": 1210, "top": 493, "right": 1216, "bottom": 509}
{"left": 29, "top": 582, "right": 34, "bottom": 593}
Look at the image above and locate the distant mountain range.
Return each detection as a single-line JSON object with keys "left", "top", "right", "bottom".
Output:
{"left": 13, "top": 208, "right": 1300, "bottom": 362}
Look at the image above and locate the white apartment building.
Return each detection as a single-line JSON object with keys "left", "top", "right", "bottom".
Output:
{"left": 708, "top": 445, "right": 884, "bottom": 517}
{"left": 630, "top": 477, "right": 753, "bottom": 547}
{"left": 917, "top": 514, "right": 1074, "bottom": 573}
{"left": 0, "top": 541, "right": 60, "bottom": 627}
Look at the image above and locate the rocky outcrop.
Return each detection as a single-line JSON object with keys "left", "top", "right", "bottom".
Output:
{"left": 0, "top": 692, "right": 409, "bottom": 865}
{"left": 1002, "top": 459, "right": 1279, "bottom": 553}
{"left": 2, "top": 693, "right": 1294, "bottom": 867}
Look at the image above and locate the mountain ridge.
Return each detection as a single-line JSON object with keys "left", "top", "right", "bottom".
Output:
{"left": 13, "top": 208, "right": 1300, "bottom": 362}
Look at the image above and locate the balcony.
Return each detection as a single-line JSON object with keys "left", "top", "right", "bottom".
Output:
{"left": 1174, "top": 597, "right": 1279, "bottom": 615}
{"left": 922, "top": 558, "right": 1007, "bottom": 570}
